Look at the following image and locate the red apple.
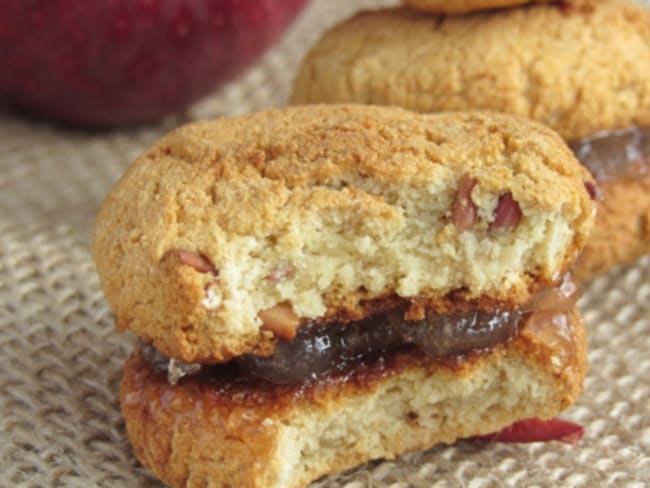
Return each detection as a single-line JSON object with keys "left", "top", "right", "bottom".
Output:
{"left": 0, "top": 0, "right": 307, "bottom": 125}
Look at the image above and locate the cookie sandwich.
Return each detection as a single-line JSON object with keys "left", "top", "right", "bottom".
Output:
{"left": 291, "top": 0, "right": 650, "bottom": 279}
{"left": 94, "top": 105, "right": 594, "bottom": 488}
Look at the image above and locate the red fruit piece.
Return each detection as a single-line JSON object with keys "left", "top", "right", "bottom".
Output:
{"left": 0, "top": 0, "right": 307, "bottom": 125}
{"left": 490, "top": 192, "right": 522, "bottom": 231}
{"left": 470, "top": 417, "right": 584, "bottom": 444}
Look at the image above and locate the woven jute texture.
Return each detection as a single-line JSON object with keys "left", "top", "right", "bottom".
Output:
{"left": 1, "top": 1, "right": 649, "bottom": 486}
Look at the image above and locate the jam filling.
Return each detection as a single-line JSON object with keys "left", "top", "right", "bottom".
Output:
{"left": 570, "top": 126, "right": 650, "bottom": 182}
{"left": 143, "top": 275, "right": 581, "bottom": 386}
{"left": 235, "top": 307, "right": 522, "bottom": 384}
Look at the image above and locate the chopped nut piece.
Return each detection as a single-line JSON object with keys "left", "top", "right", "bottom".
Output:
{"left": 490, "top": 193, "right": 522, "bottom": 231}
{"left": 258, "top": 303, "right": 299, "bottom": 340}
{"left": 404, "top": 302, "right": 426, "bottom": 321}
{"left": 173, "top": 250, "right": 218, "bottom": 274}
{"left": 451, "top": 174, "right": 478, "bottom": 231}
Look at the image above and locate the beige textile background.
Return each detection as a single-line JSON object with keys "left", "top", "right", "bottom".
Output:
{"left": 1, "top": 1, "right": 649, "bottom": 486}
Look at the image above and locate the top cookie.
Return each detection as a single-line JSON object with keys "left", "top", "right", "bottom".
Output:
{"left": 291, "top": 1, "right": 650, "bottom": 141}
{"left": 93, "top": 105, "right": 594, "bottom": 363}
{"left": 403, "top": 0, "right": 552, "bottom": 14}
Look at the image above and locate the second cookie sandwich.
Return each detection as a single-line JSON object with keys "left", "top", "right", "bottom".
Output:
{"left": 292, "top": 0, "right": 650, "bottom": 279}
{"left": 94, "top": 105, "right": 594, "bottom": 488}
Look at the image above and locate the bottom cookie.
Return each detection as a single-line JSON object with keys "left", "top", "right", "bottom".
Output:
{"left": 120, "top": 308, "right": 586, "bottom": 488}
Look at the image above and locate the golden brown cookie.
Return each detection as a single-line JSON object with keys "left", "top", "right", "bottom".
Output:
{"left": 121, "top": 307, "right": 587, "bottom": 488}
{"left": 403, "top": 0, "right": 553, "bottom": 14}
{"left": 291, "top": 1, "right": 650, "bottom": 278}
{"left": 93, "top": 105, "right": 594, "bottom": 363}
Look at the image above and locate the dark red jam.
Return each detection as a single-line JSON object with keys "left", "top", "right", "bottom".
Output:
{"left": 570, "top": 126, "right": 650, "bottom": 182}
{"left": 234, "top": 307, "right": 522, "bottom": 384}
{"left": 142, "top": 276, "right": 581, "bottom": 386}
{"left": 142, "top": 307, "right": 521, "bottom": 385}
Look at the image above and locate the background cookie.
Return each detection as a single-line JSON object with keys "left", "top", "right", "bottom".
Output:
{"left": 291, "top": 2, "right": 650, "bottom": 140}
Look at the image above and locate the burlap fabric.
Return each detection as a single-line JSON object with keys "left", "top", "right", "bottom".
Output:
{"left": 1, "top": 1, "right": 649, "bottom": 486}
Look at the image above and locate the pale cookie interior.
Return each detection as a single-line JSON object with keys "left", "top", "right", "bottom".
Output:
{"left": 212, "top": 171, "right": 574, "bottom": 325}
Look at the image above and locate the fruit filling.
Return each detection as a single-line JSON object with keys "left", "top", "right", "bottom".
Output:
{"left": 143, "top": 275, "right": 581, "bottom": 385}
{"left": 570, "top": 126, "right": 650, "bottom": 181}
{"left": 236, "top": 307, "right": 523, "bottom": 384}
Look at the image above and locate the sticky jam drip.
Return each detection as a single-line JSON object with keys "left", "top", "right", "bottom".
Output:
{"left": 570, "top": 126, "right": 650, "bottom": 181}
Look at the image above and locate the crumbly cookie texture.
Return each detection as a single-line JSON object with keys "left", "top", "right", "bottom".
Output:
{"left": 93, "top": 105, "right": 594, "bottom": 362}
{"left": 120, "top": 308, "right": 587, "bottom": 488}
{"left": 574, "top": 174, "right": 650, "bottom": 280}
{"left": 291, "top": 2, "right": 650, "bottom": 141}
{"left": 403, "top": 0, "right": 552, "bottom": 14}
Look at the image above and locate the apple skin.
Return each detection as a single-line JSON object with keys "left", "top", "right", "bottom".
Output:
{"left": 0, "top": 0, "right": 307, "bottom": 125}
